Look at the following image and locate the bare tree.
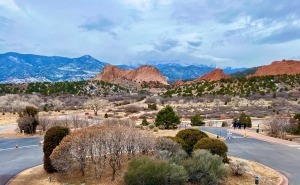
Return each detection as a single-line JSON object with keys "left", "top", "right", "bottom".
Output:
{"left": 38, "top": 116, "right": 52, "bottom": 132}
{"left": 83, "top": 97, "right": 108, "bottom": 116}
{"left": 264, "top": 115, "right": 296, "bottom": 139}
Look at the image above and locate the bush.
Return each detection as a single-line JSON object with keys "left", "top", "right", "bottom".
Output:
{"left": 164, "top": 136, "right": 188, "bottom": 154}
{"left": 155, "top": 105, "right": 180, "bottom": 129}
{"left": 194, "top": 138, "right": 228, "bottom": 163}
{"left": 17, "top": 106, "right": 39, "bottom": 134}
{"left": 43, "top": 126, "right": 70, "bottom": 173}
{"left": 176, "top": 129, "right": 208, "bottom": 155}
{"left": 124, "top": 156, "right": 188, "bottom": 185}
{"left": 104, "top": 113, "right": 108, "bottom": 118}
{"left": 221, "top": 121, "right": 228, "bottom": 127}
{"left": 148, "top": 103, "right": 157, "bottom": 110}
{"left": 141, "top": 118, "right": 149, "bottom": 126}
{"left": 125, "top": 105, "right": 142, "bottom": 113}
{"left": 148, "top": 123, "right": 155, "bottom": 129}
{"left": 190, "top": 114, "right": 205, "bottom": 126}
{"left": 155, "top": 137, "right": 181, "bottom": 157}
{"left": 229, "top": 159, "right": 252, "bottom": 176}
{"left": 157, "top": 125, "right": 165, "bottom": 130}
{"left": 181, "top": 149, "right": 227, "bottom": 185}
{"left": 153, "top": 127, "right": 159, "bottom": 132}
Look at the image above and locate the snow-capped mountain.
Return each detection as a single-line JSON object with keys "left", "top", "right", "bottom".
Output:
{"left": 0, "top": 52, "right": 108, "bottom": 83}
{"left": 0, "top": 52, "right": 248, "bottom": 83}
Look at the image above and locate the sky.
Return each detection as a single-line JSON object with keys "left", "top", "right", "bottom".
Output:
{"left": 0, "top": 0, "right": 300, "bottom": 68}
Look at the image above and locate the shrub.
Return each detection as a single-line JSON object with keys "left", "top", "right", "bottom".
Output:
{"left": 153, "top": 127, "right": 159, "bottom": 132}
{"left": 155, "top": 137, "right": 181, "bottom": 157}
{"left": 43, "top": 126, "right": 70, "bottom": 173}
{"left": 148, "top": 103, "right": 157, "bottom": 110}
{"left": 141, "top": 118, "right": 149, "bottom": 126}
{"left": 155, "top": 105, "right": 180, "bottom": 129}
{"left": 190, "top": 114, "right": 205, "bottom": 126}
{"left": 104, "top": 113, "right": 108, "bottom": 118}
{"left": 194, "top": 138, "right": 228, "bottom": 163}
{"left": 176, "top": 129, "right": 208, "bottom": 155}
{"left": 124, "top": 156, "right": 188, "bottom": 185}
{"left": 221, "top": 121, "right": 228, "bottom": 127}
{"left": 17, "top": 106, "right": 39, "bottom": 134}
{"left": 158, "top": 125, "right": 165, "bottom": 130}
{"left": 125, "top": 105, "right": 142, "bottom": 113}
{"left": 229, "top": 159, "right": 252, "bottom": 176}
{"left": 164, "top": 136, "right": 188, "bottom": 154}
{"left": 148, "top": 123, "right": 155, "bottom": 129}
{"left": 181, "top": 149, "right": 227, "bottom": 185}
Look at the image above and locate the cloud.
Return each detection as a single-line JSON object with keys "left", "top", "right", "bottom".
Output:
{"left": 171, "top": 1, "right": 210, "bottom": 24}
{"left": 152, "top": 38, "right": 179, "bottom": 52}
{"left": 256, "top": 26, "right": 300, "bottom": 44}
{"left": 211, "top": 40, "right": 225, "bottom": 48}
{"left": 79, "top": 14, "right": 117, "bottom": 32}
{"left": 0, "top": 38, "right": 5, "bottom": 42}
{"left": 0, "top": 16, "right": 14, "bottom": 31}
{"left": 187, "top": 41, "right": 202, "bottom": 47}
{"left": 0, "top": 0, "right": 19, "bottom": 11}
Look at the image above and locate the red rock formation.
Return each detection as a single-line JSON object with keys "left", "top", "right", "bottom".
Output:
{"left": 92, "top": 65, "right": 168, "bottom": 85}
{"left": 92, "top": 64, "right": 129, "bottom": 82}
{"left": 194, "top": 69, "right": 231, "bottom": 82}
{"left": 125, "top": 65, "right": 168, "bottom": 84}
{"left": 248, "top": 60, "right": 300, "bottom": 77}
{"left": 173, "top": 79, "right": 185, "bottom": 86}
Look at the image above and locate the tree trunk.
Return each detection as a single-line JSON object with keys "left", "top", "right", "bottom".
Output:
{"left": 111, "top": 169, "right": 116, "bottom": 181}
{"left": 81, "top": 167, "right": 85, "bottom": 176}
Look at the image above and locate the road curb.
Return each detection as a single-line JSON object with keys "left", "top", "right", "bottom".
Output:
{"left": 5, "top": 164, "right": 43, "bottom": 185}
{"left": 250, "top": 161, "right": 288, "bottom": 185}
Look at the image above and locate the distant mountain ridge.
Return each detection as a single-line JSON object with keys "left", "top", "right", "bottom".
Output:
{"left": 0, "top": 52, "right": 247, "bottom": 83}
{"left": 117, "top": 63, "right": 246, "bottom": 81}
{"left": 0, "top": 52, "right": 108, "bottom": 83}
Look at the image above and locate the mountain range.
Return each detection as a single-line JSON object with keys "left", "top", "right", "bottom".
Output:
{"left": 0, "top": 52, "right": 247, "bottom": 83}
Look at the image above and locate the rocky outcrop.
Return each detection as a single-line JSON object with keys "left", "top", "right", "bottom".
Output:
{"left": 124, "top": 65, "right": 168, "bottom": 84}
{"left": 93, "top": 64, "right": 129, "bottom": 82}
{"left": 173, "top": 79, "right": 185, "bottom": 87}
{"left": 92, "top": 65, "right": 168, "bottom": 88}
{"left": 194, "top": 69, "right": 231, "bottom": 82}
{"left": 172, "top": 69, "right": 230, "bottom": 86}
{"left": 247, "top": 60, "right": 300, "bottom": 78}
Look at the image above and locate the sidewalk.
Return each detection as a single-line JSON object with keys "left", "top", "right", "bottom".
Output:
{"left": 228, "top": 128, "right": 300, "bottom": 146}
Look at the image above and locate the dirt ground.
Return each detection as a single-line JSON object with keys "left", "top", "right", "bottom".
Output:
{"left": 225, "top": 156, "right": 280, "bottom": 185}
{"left": 8, "top": 155, "right": 281, "bottom": 185}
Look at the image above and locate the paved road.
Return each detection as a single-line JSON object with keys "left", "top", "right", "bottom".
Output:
{"left": 0, "top": 124, "right": 17, "bottom": 134}
{"left": 200, "top": 127, "right": 300, "bottom": 185}
{"left": 0, "top": 137, "right": 43, "bottom": 185}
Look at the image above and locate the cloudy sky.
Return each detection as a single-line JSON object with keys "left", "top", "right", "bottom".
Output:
{"left": 0, "top": 0, "right": 300, "bottom": 68}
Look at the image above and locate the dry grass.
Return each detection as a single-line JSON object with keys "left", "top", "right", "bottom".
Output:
{"left": 225, "top": 156, "right": 280, "bottom": 185}
{"left": 8, "top": 160, "right": 129, "bottom": 185}
{"left": 9, "top": 155, "right": 281, "bottom": 185}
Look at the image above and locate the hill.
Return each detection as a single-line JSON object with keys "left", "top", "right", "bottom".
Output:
{"left": 0, "top": 52, "right": 108, "bottom": 83}
{"left": 92, "top": 65, "right": 168, "bottom": 89}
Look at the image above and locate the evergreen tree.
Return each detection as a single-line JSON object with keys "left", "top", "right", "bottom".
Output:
{"left": 190, "top": 114, "right": 205, "bottom": 126}
{"left": 155, "top": 105, "right": 180, "bottom": 129}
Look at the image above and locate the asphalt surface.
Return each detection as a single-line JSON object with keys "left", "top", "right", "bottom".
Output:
{"left": 0, "top": 137, "right": 43, "bottom": 185}
{"left": 200, "top": 127, "right": 300, "bottom": 185}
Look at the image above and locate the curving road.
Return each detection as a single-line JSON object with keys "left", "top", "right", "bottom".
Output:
{"left": 200, "top": 127, "right": 300, "bottom": 185}
{"left": 0, "top": 137, "right": 43, "bottom": 185}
